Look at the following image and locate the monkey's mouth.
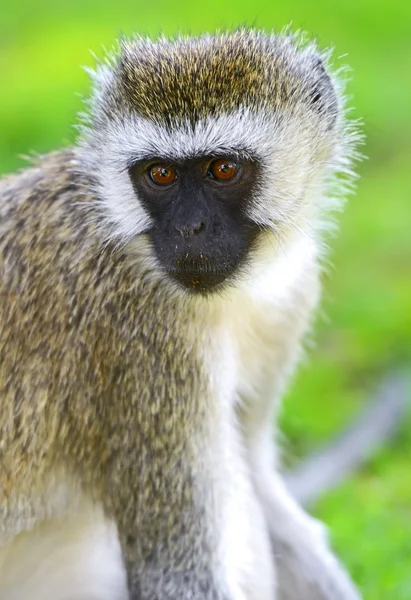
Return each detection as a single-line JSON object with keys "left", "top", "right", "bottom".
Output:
{"left": 167, "top": 257, "right": 236, "bottom": 294}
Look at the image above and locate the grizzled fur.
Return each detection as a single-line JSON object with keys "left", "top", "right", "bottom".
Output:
{"left": 0, "top": 151, "right": 233, "bottom": 597}
{"left": 0, "top": 29, "right": 360, "bottom": 600}
{"left": 111, "top": 32, "right": 337, "bottom": 124}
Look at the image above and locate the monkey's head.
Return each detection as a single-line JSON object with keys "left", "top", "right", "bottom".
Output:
{"left": 77, "top": 30, "right": 355, "bottom": 295}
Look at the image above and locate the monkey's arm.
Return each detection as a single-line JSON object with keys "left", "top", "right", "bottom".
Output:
{"left": 237, "top": 264, "right": 362, "bottom": 600}
{"left": 251, "top": 453, "right": 362, "bottom": 600}
{"left": 243, "top": 426, "right": 362, "bottom": 600}
{"left": 242, "top": 399, "right": 362, "bottom": 599}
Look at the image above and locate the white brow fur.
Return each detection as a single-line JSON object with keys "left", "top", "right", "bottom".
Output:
{"left": 75, "top": 95, "right": 357, "bottom": 254}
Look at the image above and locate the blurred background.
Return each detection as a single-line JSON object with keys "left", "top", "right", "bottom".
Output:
{"left": 1, "top": 0, "right": 410, "bottom": 597}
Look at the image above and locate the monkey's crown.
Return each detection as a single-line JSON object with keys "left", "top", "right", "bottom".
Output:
{"left": 97, "top": 30, "right": 338, "bottom": 127}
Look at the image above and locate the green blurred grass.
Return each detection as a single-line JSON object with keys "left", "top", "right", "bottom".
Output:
{"left": 1, "top": 1, "right": 410, "bottom": 597}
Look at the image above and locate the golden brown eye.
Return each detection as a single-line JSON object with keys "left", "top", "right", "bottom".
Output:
{"left": 210, "top": 158, "right": 238, "bottom": 181}
{"left": 149, "top": 164, "right": 177, "bottom": 186}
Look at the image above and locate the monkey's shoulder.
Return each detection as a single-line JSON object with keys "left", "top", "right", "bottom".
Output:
{"left": 0, "top": 151, "right": 78, "bottom": 210}
{"left": 0, "top": 150, "right": 104, "bottom": 274}
{"left": 0, "top": 151, "right": 93, "bottom": 249}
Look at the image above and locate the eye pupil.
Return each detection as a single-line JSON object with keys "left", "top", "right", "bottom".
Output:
{"left": 210, "top": 158, "right": 238, "bottom": 181}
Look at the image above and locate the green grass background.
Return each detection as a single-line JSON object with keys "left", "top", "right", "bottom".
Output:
{"left": 1, "top": 1, "right": 410, "bottom": 597}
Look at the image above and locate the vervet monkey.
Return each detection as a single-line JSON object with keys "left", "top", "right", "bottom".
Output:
{"left": 0, "top": 30, "right": 361, "bottom": 600}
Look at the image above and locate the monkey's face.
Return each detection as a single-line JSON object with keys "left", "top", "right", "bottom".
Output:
{"left": 128, "top": 155, "right": 261, "bottom": 293}
{"left": 77, "top": 32, "right": 350, "bottom": 296}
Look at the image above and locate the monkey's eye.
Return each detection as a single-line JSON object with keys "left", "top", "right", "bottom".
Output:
{"left": 149, "top": 164, "right": 177, "bottom": 186}
{"left": 208, "top": 159, "right": 238, "bottom": 182}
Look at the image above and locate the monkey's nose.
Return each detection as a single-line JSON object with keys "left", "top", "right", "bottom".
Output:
{"left": 175, "top": 221, "right": 206, "bottom": 239}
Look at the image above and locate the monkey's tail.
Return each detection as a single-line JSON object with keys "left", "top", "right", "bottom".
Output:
{"left": 284, "top": 372, "right": 410, "bottom": 506}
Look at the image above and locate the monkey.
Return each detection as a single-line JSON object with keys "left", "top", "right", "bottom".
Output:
{"left": 0, "top": 30, "right": 362, "bottom": 600}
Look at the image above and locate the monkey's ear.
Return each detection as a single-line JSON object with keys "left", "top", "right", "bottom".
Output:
{"left": 306, "top": 54, "right": 338, "bottom": 125}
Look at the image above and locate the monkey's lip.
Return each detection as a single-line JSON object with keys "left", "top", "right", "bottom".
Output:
{"left": 167, "top": 265, "right": 232, "bottom": 293}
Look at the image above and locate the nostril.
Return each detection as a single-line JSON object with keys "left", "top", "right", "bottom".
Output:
{"left": 177, "top": 221, "right": 206, "bottom": 238}
{"left": 193, "top": 221, "right": 206, "bottom": 235}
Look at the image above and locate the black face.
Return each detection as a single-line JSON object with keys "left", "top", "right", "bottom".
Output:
{"left": 128, "top": 155, "right": 261, "bottom": 294}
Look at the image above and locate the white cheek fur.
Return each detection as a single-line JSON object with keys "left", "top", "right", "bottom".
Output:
{"left": 75, "top": 92, "right": 355, "bottom": 281}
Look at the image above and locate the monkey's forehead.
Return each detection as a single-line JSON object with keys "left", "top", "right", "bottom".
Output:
{"left": 107, "top": 31, "right": 334, "bottom": 123}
